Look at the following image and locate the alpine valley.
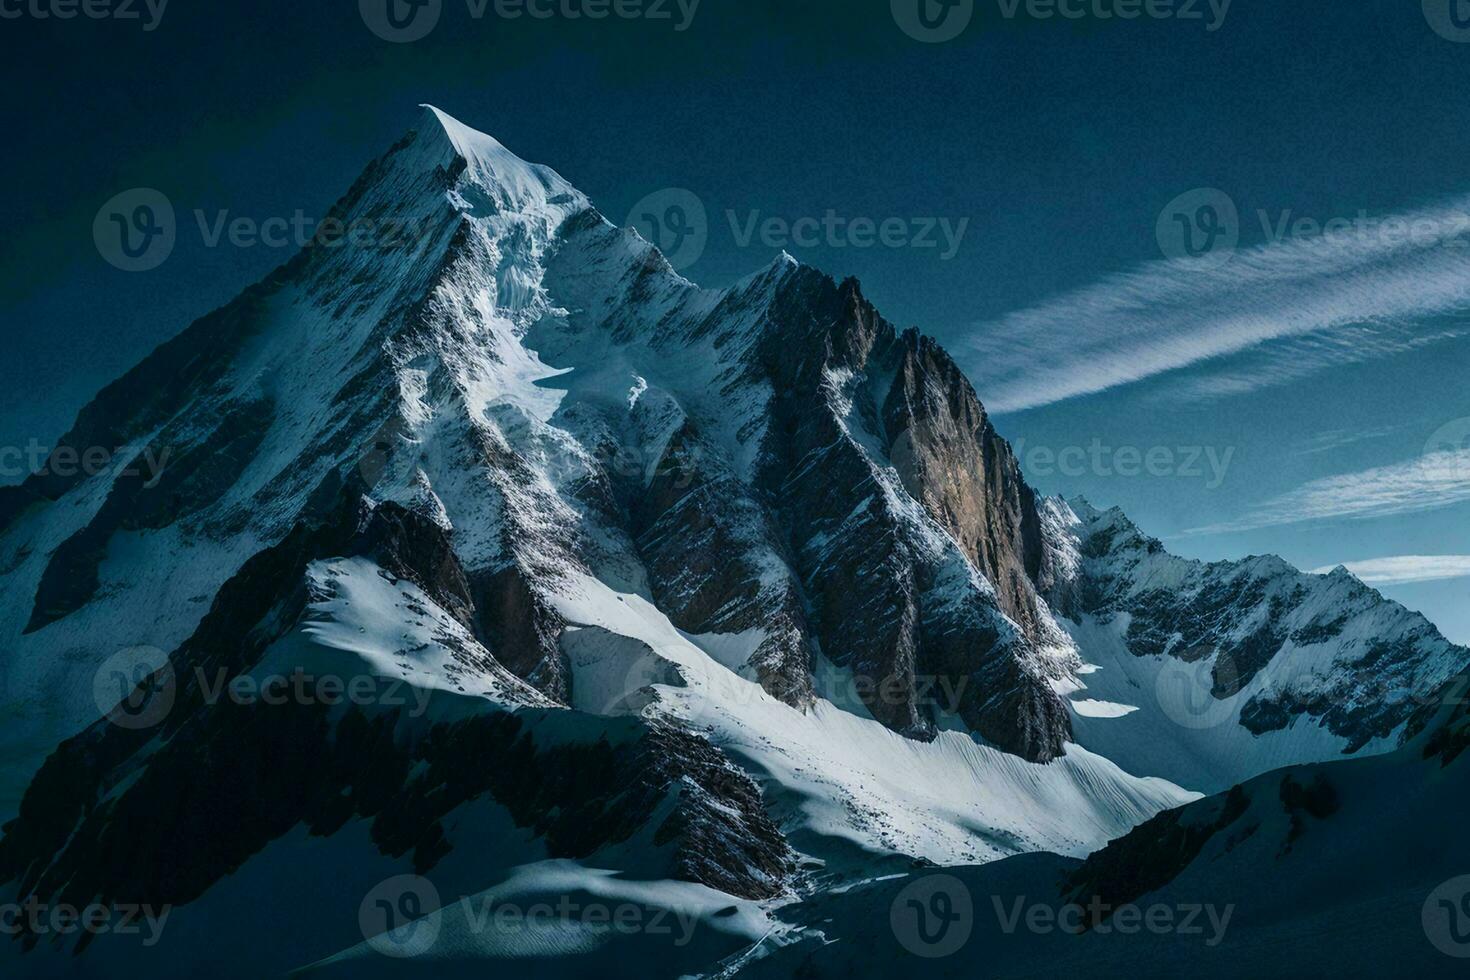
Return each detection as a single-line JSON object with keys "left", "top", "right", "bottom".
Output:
{"left": 0, "top": 108, "right": 1464, "bottom": 977}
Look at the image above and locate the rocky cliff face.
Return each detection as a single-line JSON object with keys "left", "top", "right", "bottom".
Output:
{"left": 736, "top": 268, "right": 1076, "bottom": 755}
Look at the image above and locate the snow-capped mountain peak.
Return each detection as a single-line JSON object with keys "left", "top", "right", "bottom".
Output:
{"left": 413, "top": 104, "right": 588, "bottom": 215}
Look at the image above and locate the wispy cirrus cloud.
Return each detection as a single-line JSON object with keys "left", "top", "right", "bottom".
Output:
{"left": 963, "top": 195, "right": 1470, "bottom": 414}
{"left": 1187, "top": 442, "right": 1470, "bottom": 535}
{"left": 1311, "top": 555, "right": 1470, "bottom": 586}
{"left": 1292, "top": 423, "right": 1408, "bottom": 457}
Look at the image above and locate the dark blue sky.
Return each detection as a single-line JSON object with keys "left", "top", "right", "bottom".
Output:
{"left": 5, "top": 0, "right": 1470, "bottom": 636}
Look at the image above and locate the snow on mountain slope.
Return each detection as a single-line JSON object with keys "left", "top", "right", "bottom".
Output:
{"left": 1058, "top": 612, "right": 1395, "bottom": 795}
{"left": 715, "top": 674, "right": 1470, "bottom": 978}
{"left": 1037, "top": 664, "right": 1470, "bottom": 976}
{"left": 543, "top": 569, "right": 1196, "bottom": 869}
{"left": 1041, "top": 497, "right": 1469, "bottom": 792}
